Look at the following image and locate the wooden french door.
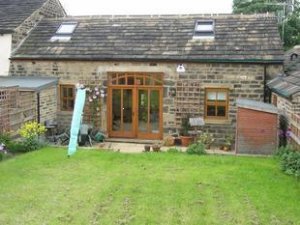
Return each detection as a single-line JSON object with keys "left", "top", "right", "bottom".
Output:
{"left": 109, "top": 88, "right": 136, "bottom": 138}
{"left": 107, "top": 72, "right": 163, "bottom": 139}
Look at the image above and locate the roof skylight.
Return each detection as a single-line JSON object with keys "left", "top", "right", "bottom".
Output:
{"left": 50, "top": 22, "right": 77, "bottom": 42}
{"left": 194, "top": 20, "right": 215, "bottom": 39}
{"left": 56, "top": 22, "right": 77, "bottom": 34}
{"left": 50, "top": 36, "right": 71, "bottom": 42}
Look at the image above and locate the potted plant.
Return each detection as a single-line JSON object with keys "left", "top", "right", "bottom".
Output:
{"left": 223, "top": 134, "right": 234, "bottom": 151}
{"left": 163, "top": 135, "right": 174, "bottom": 146}
{"left": 152, "top": 142, "right": 161, "bottom": 152}
{"left": 180, "top": 116, "right": 192, "bottom": 146}
{"left": 198, "top": 132, "right": 214, "bottom": 149}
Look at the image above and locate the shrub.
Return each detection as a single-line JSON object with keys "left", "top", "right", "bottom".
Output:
{"left": 167, "top": 147, "right": 181, "bottom": 153}
{"left": 276, "top": 145, "right": 300, "bottom": 178}
{"left": 7, "top": 142, "right": 27, "bottom": 153}
{"left": 186, "top": 142, "right": 206, "bottom": 155}
{"left": 198, "top": 132, "right": 214, "bottom": 147}
{"left": 0, "top": 152, "right": 13, "bottom": 161}
{"left": 19, "top": 121, "right": 46, "bottom": 151}
{"left": 0, "top": 132, "right": 11, "bottom": 145}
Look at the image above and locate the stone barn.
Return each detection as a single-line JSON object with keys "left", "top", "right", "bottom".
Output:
{"left": 9, "top": 14, "right": 284, "bottom": 143}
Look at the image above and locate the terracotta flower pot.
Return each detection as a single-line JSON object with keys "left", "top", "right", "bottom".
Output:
{"left": 181, "top": 136, "right": 192, "bottom": 147}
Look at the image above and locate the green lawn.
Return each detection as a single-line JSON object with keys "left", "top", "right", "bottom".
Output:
{"left": 0, "top": 148, "right": 299, "bottom": 225}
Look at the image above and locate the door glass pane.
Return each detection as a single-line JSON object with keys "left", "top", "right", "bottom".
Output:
{"left": 62, "top": 100, "right": 67, "bottom": 110}
{"left": 136, "top": 77, "right": 144, "bottom": 85}
{"left": 145, "top": 78, "right": 153, "bottom": 85}
{"left": 68, "top": 100, "right": 74, "bottom": 109}
{"left": 68, "top": 88, "right": 73, "bottom": 97}
{"left": 119, "top": 77, "right": 126, "bottom": 85}
{"left": 112, "top": 89, "right": 121, "bottom": 131}
{"left": 123, "top": 89, "right": 132, "bottom": 131}
{"left": 150, "top": 90, "right": 159, "bottom": 133}
{"left": 127, "top": 76, "right": 134, "bottom": 85}
{"left": 138, "top": 90, "right": 148, "bottom": 132}
{"left": 63, "top": 88, "right": 68, "bottom": 97}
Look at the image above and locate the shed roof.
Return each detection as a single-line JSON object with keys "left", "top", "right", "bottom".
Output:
{"left": 0, "top": 76, "right": 58, "bottom": 91}
{"left": 267, "top": 71, "right": 300, "bottom": 98}
{"left": 236, "top": 98, "right": 278, "bottom": 114}
{"left": 0, "top": 0, "right": 50, "bottom": 33}
{"left": 12, "top": 14, "right": 284, "bottom": 63}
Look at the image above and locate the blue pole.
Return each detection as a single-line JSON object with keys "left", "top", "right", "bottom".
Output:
{"left": 68, "top": 88, "right": 86, "bottom": 156}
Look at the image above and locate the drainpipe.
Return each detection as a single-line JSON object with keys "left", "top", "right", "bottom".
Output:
{"left": 263, "top": 65, "right": 267, "bottom": 103}
{"left": 37, "top": 92, "right": 41, "bottom": 123}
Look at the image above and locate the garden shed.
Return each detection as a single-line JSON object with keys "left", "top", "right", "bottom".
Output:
{"left": 0, "top": 76, "right": 58, "bottom": 136}
{"left": 236, "top": 99, "right": 278, "bottom": 155}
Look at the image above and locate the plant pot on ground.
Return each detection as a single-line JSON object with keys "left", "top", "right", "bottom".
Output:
{"left": 144, "top": 145, "right": 151, "bottom": 152}
{"left": 180, "top": 116, "right": 192, "bottom": 147}
{"left": 152, "top": 143, "right": 161, "bottom": 152}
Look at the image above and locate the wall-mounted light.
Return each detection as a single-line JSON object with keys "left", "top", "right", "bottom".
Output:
{"left": 176, "top": 64, "right": 186, "bottom": 73}
{"left": 76, "top": 83, "right": 85, "bottom": 89}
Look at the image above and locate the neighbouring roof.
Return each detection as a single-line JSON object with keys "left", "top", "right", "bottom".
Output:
{"left": 0, "top": 0, "right": 49, "bottom": 33}
{"left": 284, "top": 45, "right": 300, "bottom": 73}
{"left": 12, "top": 14, "right": 284, "bottom": 63}
{"left": 236, "top": 98, "right": 278, "bottom": 114}
{"left": 0, "top": 76, "right": 58, "bottom": 91}
{"left": 267, "top": 71, "right": 300, "bottom": 98}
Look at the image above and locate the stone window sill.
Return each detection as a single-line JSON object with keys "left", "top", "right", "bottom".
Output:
{"left": 204, "top": 118, "right": 231, "bottom": 125}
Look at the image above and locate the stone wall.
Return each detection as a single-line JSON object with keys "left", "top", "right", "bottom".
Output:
{"left": 273, "top": 92, "right": 300, "bottom": 145}
{"left": 12, "top": 0, "right": 66, "bottom": 50}
{"left": 39, "top": 85, "right": 58, "bottom": 124}
{"left": 10, "top": 59, "right": 282, "bottom": 143}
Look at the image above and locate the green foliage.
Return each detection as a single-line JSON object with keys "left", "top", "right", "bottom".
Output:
{"left": 186, "top": 142, "right": 207, "bottom": 155}
{"left": 0, "top": 152, "right": 13, "bottom": 161}
{"left": 7, "top": 142, "right": 27, "bottom": 153}
{"left": 167, "top": 147, "right": 181, "bottom": 153}
{"left": 233, "top": 0, "right": 300, "bottom": 48}
{"left": 280, "top": 13, "right": 300, "bottom": 48}
{"left": 181, "top": 116, "right": 191, "bottom": 136}
{"left": 19, "top": 121, "right": 46, "bottom": 152}
{"left": 198, "top": 132, "right": 214, "bottom": 146}
{"left": 233, "top": 0, "right": 283, "bottom": 14}
{"left": 277, "top": 145, "right": 300, "bottom": 177}
{"left": 0, "top": 148, "right": 300, "bottom": 224}
{"left": 0, "top": 132, "right": 11, "bottom": 146}
{"left": 276, "top": 145, "right": 300, "bottom": 177}
{"left": 225, "top": 134, "right": 234, "bottom": 147}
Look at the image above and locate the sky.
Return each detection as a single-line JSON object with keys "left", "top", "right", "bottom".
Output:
{"left": 59, "top": 0, "right": 233, "bottom": 16}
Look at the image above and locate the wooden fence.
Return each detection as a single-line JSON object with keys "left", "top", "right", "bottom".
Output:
{"left": 0, "top": 87, "right": 36, "bottom": 136}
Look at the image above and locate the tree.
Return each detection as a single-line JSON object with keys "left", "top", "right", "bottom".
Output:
{"left": 233, "top": 0, "right": 300, "bottom": 49}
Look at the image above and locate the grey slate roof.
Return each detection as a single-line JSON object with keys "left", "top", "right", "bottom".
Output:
{"left": 12, "top": 14, "right": 284, "bottom": 63}
{"left": 0, "top": 76, "right": 58, "bottom": 91}
{"left": 267, "top": 71, "right": 300, "bottom": 98}
{"left": 236, "top": 98, "right": 278, "bottom": 114}
{"left": 0, "top": 0, "right": 49, "bottom": 33}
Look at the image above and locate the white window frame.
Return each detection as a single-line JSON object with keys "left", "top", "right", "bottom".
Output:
{"left": 193, "top": 20, "right": 215, "bottom": 39}
{"left": 56, "top": 22, "right": 77, "bottom": 34}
